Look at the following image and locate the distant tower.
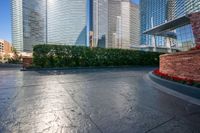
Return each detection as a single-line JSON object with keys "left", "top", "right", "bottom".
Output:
{"left": 93, "top": 0, "right": 140, "bottom": 49}
{"left": 11, "top": 0, "right": 24, "bottom": 51}
{"left": 107, "top": 0, "right": 121, "bottom": 48}
{"left": 92, "top": 0, "right": 108, "bottom": 48}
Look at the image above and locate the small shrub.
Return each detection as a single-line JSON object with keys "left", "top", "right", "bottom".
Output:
{"left": 7, "top": 56, "right": 22, "bottom": 64}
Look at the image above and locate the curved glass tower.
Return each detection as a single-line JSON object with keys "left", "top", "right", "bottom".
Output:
{"left": 167, "top": 0, "right": 200, "bottom": 50}
{"left": 23, "top": 0, "right": 46, "bottom": 51}
{"left": 140, "top": 0, "right": 167, "bottom": 46}
{"left": 11, "top": 0, "right": 23, "bottom": 51}
{"left": 47, "top": 0, "right": 87, "bottom": 45}
{"left": 12, "top": 0, "right": 88, "bottom": 52}
{"left": 141, "top": 0, "right": 200, "bottom": 51}
{"left": 93, "top": 0, "right": 108, "bottom": 48}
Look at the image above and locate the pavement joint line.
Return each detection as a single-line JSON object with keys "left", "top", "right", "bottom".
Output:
{"left": 144, "top": 74, "right": 200, "bottom": 106}
{"left": 60, "top": 83, "right": 104, "bottom": 133}
{"left": 144, "top": 116, "right": 175, "bottom": 133}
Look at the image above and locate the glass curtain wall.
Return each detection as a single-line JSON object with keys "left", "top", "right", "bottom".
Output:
{"left": 140, "top": 0, "right": 167, "bottom": 46}
{"left": 172, "top": 0, "right": 200, "bottom": 50}
{"left": 23, "top": 0, "right": 46, "bottom": 51}
{"left": 12, "top": 0, "right": 88, "bottom": 52}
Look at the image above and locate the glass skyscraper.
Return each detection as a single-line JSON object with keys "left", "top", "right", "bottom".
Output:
{"left": 11, "top": 0, "right": 24, "bottom": 51}
{"left": 23, "top": 0, "right": 46, "bottom": 51}
{"left": 47, "top": 0, "right": 87, "bottom": 45}
{"left": 12, "top": 0, "right": 88, "bottom": 52}
{"left": 92, "top": 0, "right": 108, "bottom": 48}
{"left": 140, "top": 0, "right": 167, "bottom": 46}
{"left": 168, "top": 0, "right": 200, "bottom": 50}
{"left": 141, "top": 0, "right": 200, "bottom": 51}
{"left": 92, "top": 0, "right": 140, "bottom": 49}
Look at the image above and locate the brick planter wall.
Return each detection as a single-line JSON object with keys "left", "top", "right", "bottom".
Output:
{"left": 160, "top": 50, "right": 200, "bottom": 82}
{"left": 22, "top": 57, "right": 33, "bottom": 68}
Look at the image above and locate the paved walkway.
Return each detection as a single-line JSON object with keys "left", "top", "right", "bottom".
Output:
{"left": 0, "top": 67, "right": 200, "bottom": 133}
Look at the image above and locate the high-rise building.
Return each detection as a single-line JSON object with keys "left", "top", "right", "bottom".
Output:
{"left": 113, "top": 0, "right": 140, "bottom": 49}
{"left": 141, "top": 0, "right": 200, "bottom": 51}
{"left": 11, "top": 0, "right": 23, "bottom": 51}
{"left": 130, "top": 3, "right": 140, "bottom": 47}
{"left": 107, "top": 0, "right": 121, "bottom": 48}
{"left": 140, "top": 0, "right": 167, "bottom": 47}
{"left": 12, "top": 0, "right": 88, "bottom": 52}
{"left": 166, "top": 0, "right": 200, "bottom": 50}
{"left": 47, "top": 0, "right": 87, "bottom": 46}
{"left": 93, "top": 0, "right": 140, "bottom": 49}
{"left": 93, "top": 0, "right": 108, "bottom": 48}
{"left": 22, "top": 0, "right": 46, "bottom": 51}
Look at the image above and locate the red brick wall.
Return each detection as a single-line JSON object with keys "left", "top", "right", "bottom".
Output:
{"left": 23, "top": 57, "right": 33, "bottom": 68}
{"left": 189, "top": 12, "right": 200, "bottom": 46}
{"left": 160, "top": 50, "right": 200, "bottom": 82}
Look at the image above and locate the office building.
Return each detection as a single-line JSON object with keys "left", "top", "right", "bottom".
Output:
{"left": 140, "top": 0, "right": 167, "bottom": 48}
{"left": 141, "top": 0, "right": 200, "bottom": 51}
{"left": 0, "top": 40, "right": 12, "bottom": 55}
{"left": 47, "top": 0, "right": 87, "bottom": 46}
{"left": 130, "top": 3, "right": 140, "bottom": 47}
{"left": 107, "top": 0, "right": 121, "bottom": 48}
{"left": 92, "top": 0, "right": 108, "bottom": 48}
{"left": 12, "top": 0, "right": 88, "bottom": 52}
{"left": 112, "top": 0, "right": 140, "bottom": 49}
{"left": 93, "top": 0, "right": 140, "bottom": 49}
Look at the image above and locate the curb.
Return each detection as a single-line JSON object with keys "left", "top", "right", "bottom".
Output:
{"left": 145, "top": 72, "right": 200, "bottom": 105}
{"left": 0, "top": 64, "right": 22, "bottom": 68}
{"left": 21, "top": 66, "right": 156, "bottom": 71}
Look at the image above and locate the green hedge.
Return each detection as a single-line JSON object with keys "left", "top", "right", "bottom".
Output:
{"left": 33, "top": 45, "right": 162, "bottom": 68}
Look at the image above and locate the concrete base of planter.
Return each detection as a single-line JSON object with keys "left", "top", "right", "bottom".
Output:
{"left": 148, "top": 72, "right": 200, "bottom": 101}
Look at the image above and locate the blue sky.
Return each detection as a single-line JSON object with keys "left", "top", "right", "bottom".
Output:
{"left": 0, "top": 0, "right": 11, "bottom": 42}
{"left": 0, "top": 0, "right": 139, "bottom": 43}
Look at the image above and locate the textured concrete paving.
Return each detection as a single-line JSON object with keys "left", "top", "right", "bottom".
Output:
{"left": 0, "top": 67, "right": 200, "bottom": 133}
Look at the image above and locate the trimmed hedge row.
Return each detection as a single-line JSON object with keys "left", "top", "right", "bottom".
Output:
{"left": 33, "top": 45, "right": 163, "bottom": 68}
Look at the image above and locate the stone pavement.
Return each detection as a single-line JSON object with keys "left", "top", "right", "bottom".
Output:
{"left": 0, "top": 67, "right": 200, "bottom": 133}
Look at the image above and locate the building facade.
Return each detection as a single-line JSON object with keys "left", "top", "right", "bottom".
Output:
{"left": 130, "top": 3, "right": 140, "bottom": 47}
{"left": 47, "top": 0, "right": 87, "bottom": 46}
{"left": 11, "top": 0, "right": 23, "bottom": 51}
{"left": 167, "top": 0, "right": 199, "bottom": 50}
{"left": 107, "top": 0, "right": 122, "bottom": 48}
{"left": 113, "top": 0, "right": 140, "bottom": 49}
{"left": 140, "top": 0, "right": 167, "bottom": 47}
{"left": 141, "top": 0, "right": 200, "bottom": 51}
{"left": 92, "top": 0, "right": 108, "bottom": 48}
{"left": 22, "top": 0, "right": 46, "bottom": 51}
{"left": 12, "top": 0, "right": 88, "bottom": 52}
{"left": 92, "top": 0, "right": 140, "bottom": 49}
{"left": 0, "top": 40, "right": 12, "bottom": 55}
